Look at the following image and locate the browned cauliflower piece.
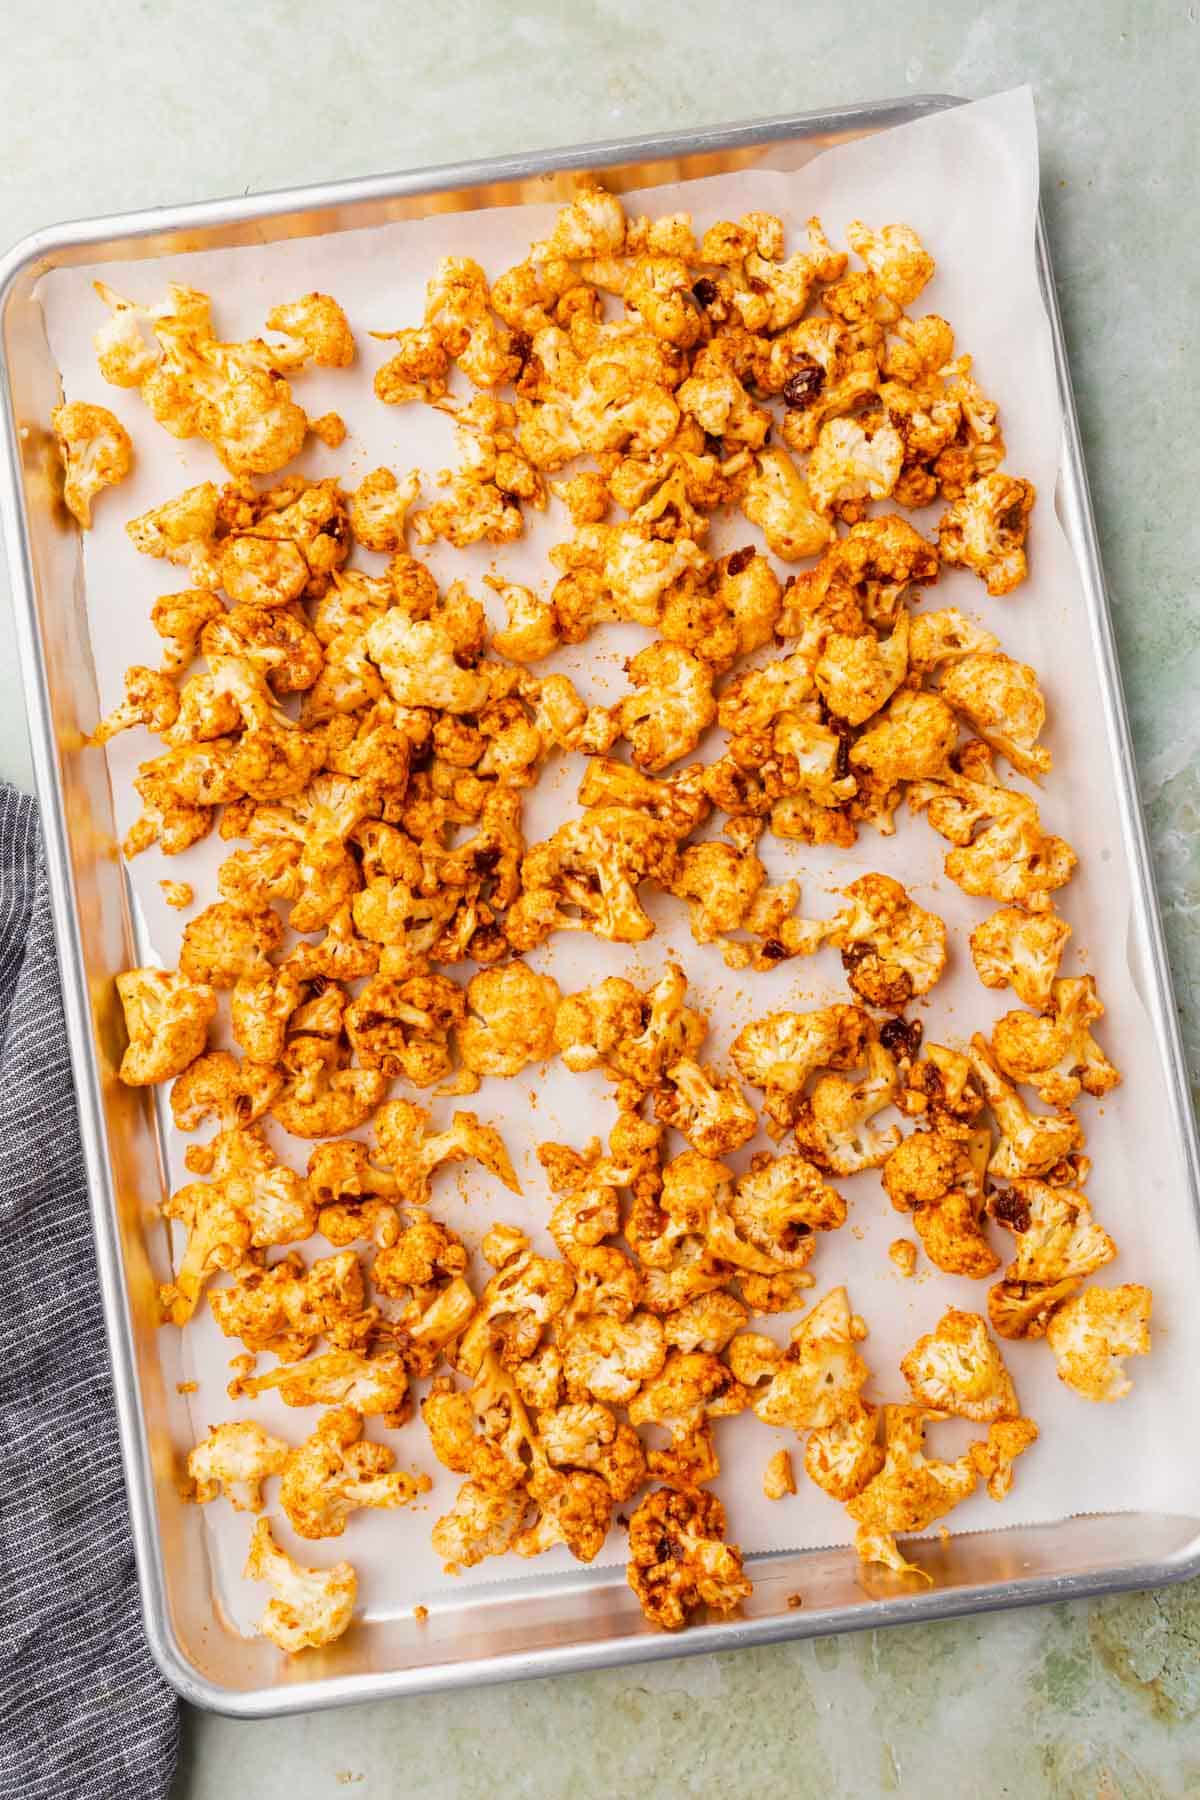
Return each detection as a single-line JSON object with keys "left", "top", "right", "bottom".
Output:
{"left": 968, "top": 1415, "right": 1040, "bottom": 1500}
{"left": 814, "top": 608, "right": 909, "bottom": 727}
{"left": 364, "top": 589, "right": 509, "bottom": 714}
{"left": 986, "top": 1275, "right": 1082, "bottom": 1342}
{"left": 897, "top": 1042, "right": 985, "bottom": 1139}
{"left": 900, "top": 1309, "right": 1019, "bottom": 1423}
{"left": 431, "top": 1480, "right": 530, "bottom": 1573}
{"left": 563, "top": 1311, "right": 667, "bottom": 1406}
{"left": 990, "top": 1179, "right": 1117, "bottom": 1285}
{"left": 150, "top": 588, "right": 226, "bottom": 674}
{"left": 847, "top": 1405, "right": 979, "bottom": 1577}
{"left": 654, "top": 1057, "right": 757, "bottom": 1158}
{"left": 554, "top": 962, "right": 707, "bottom": 1089}
{"left": 792, "top": 1039, "right": 902, "bottom": 1177}
{"left": 457, "top": 1250, "right": 575, "bottom": 1378}
{"left": 373, "top": 325, "right": 450, "bottom": 404}
{"left": 967, "top": 1036, "right": 1084, "bottom": 1179}
{"left": 741, "top": 447, "right": 832, "bottom": 560}
{"left": 51, "top": 400, "right": 133, "bottom": 527}
{"left": 611, "top": 641, "right": 716, "bottom": 774}
{"left": 457, "top": 960, "right": 560, "bottom": 1078}
{"left": 969, "top": 906, "right": 1072, "bottom": 1010}
{"left": 730, "top": 1152, "right": 846, "bottom": 1269}
{"left": 989, "top": 976, "right": 1121, "bottom": 1107}
{"left": 937, "top": 472, "right": 1036, "bottom": 596}
{"left": 730, "top": 1004, "right": 870, "bottom": 1136}
{"left": 244, "top": 1517, "right": 357, "bottom": 1653}
{"left": 126, "top": 481, "right": 222, "bottom": 588}
{"left": 626, "top": 1486, "right": 751, "bottom": 1631}
{"left": 486, "top": 576, "right": 563, "bottom": 664}
{"left": 850, "top": 688, "right": 959, "bottom": 786}
{"left": 279, "top": 1406, "right": 429, "bottom": 1539}
{"left": 908, "top": 608, "right": 1000, "bottom": 675}
{"left": 343, "top": 971, "right": 464, "bottom": 1088}
{"left": 232, "top": 1348, "right": 410, "bottom": 1427}
{"left": 730, "top": 1287, "right": 869, "bottom": 1433}
{"left": 188, "top": 1420, "right": 290, "bottom": 1512}
{"left": 805, "top": 1400, "right": 884, "bottom": 1501}
{"left": 881, "top": 1127, "right": 999, "bottom": 1280}
{"left": 659, "top": 547, "right": 782, "bottom": 674}
{"left": 179, "top": 900, "right": 284, "bottom": 989}
{"left": 507, "top": 807, "right": 678, "bottom": 949}
{"left": 209, "top": 1250, "right": 376, "bottom": 1363}
{"left": 115, "top": 965, "right": 216, "bottom": 1086}
{"left": 1045, "top": 1284, "right": 1152, "bottom": 1402}
{"left": 762, "top": 1447, "right": 797, "bottom": 1500}
{"left": 265, "top": 293, "right": 355, "bottom": 367}
{"left": 807, "top": 412, "right": 904, "bottom": 518}
{"left": 847, "top": 221, "right": 935, "bottom": 306}
{"left": 170, "top": 1047, "right": 281, "bottom": 1134}
{"left": 824, "top": 873, "right": 948, "bottom": 1010}
{"left": 348, "top": 466, "right": 420, "bottom": 552}
{"left": 939, "top": 652, "right": 1050, "bottom": 781}
{"left": 661, "top": 1292, "right": 749, "bottom": 1355}
{"left": 537, "top": 1401, "right": 647, "bottom": 1505}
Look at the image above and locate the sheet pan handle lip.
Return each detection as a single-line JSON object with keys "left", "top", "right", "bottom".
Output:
{"left": 0, "top": 93, "right": 967, "bottom": 287}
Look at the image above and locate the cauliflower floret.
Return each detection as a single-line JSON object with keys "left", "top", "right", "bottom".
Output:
{"left": 908, "top": 608, "right": 1000, "bottom": 675}
{"left": 279, "top": 1406, "right": 430, "bottom": 1539}
{"left": 990, "top": 1179, "right": 1117, "bottom": 1284}
{"left": 343, "top": 972, "right": 465, "bottom": 1087}
{"left": 730, "top": 1004, "right": 870, "bottom": 1135}
{"left": 51, "top": 400, "right": 133, "bottom": 527}
{"left": 244, "top": 1517, "right": 356, "bottom": 1653}
{"left": 900, "top": 1309, "right": 1019, "bottom": 1423}
{"left": 807, "top": 413, "right": 904, "bottom": 517}
{"left": 986, "top": 1275, "right": 1082, "bottom": 1342}
{"left": 850, "top": 688, "right": 959, "bottom": 785}
{"left": 814, "top": 609, "right": 909, "bottom": 727}
{"left": 536, "top": 182, "right": 627, "bottom": 259}
{"left": 626, "top": 1487, "right": 750, "bottom": 1631}
{"left": 126, "top": 481, "right": 222, "bottom": 587}
{"left": 265, "top": 293, "right": 355, "bottom": 367}
{"left": 967, "top": 1036, "right": 1085, "bottom": 1179}
{"left": 730, "top": 1153, "right": 846, "bottom": 1268}
{"left": 969, "top": 906, "right": 1072, "bottom": 1010}
{"left": 882, "top": 1126, "right": 998, "bottom": 1280}
{"left": 512, "top": 1465, "right": 614, "bottom": 1564}
{"left": 658, "top": 546, "right": 782, "bottom": 674}
{"left": 170, "top": 1047, "right": 281, "bottom": 1134}
{"left": 554, "top": 962, "right": 707, "bottom": 1090}
{"left": 733, "top": 1287, "right": 869, "bottom": 1433}
{"left": 662, "top": 1292, "right": 749, "bottom": 1355}
{"left": 508, "top": 807, "right": 679, "bottom": 949}
{"left": 762, "top": 1448, "right": 796, "bottom": 1501}
{"left": 209, "top": 1250, "right": 376, "bottom": 1363}
{"left": 188, "top": 1420, "right": 290, "bottom": 1512}
{"left": 847, "top": 1405, "right": 979, "bottom": 1576}
{"left": 486, "top": 577, "right": 562, "bottom": 664}
{"left": 233, "top": 1349, "right": 409, "bottom": 1426}
{"left": 937, "top": 472, "right": 1036, "bottom": 596}
{"left": 432, "top": 1480, "right": 530, "bottom": 1573}
{"left": 847, "top": 220, "right": 935, "bottom": 306}
{"left": 968, "top": 1415, "right": 1039, "bottom": 1500}
{"left": 348, "top": 466, "right": 420, "bottom": 552}
{"left": 654, "top": 1057, "right": 757, "bottom": 1158}
{"left": 939, "top": 653, "right": 1050, "bottom": 780}
{"left": 896, "top": 1042, "right": 985, "bottom": 1139}
{"left": 179, "top": 900, "right": 283, "bottom": 989}
{"left": 457, "top": 1250, "right": 575, "bottom": 1377}
{"left": 612, "top": 642, "right": 716, "bottom": 773}
{"left": 373, "top": 325, "right": 450, "bottom": 404}
{"left": 792, "top": 1040, "right": 902, "bottom": 1177}
{"left": 805, "top": 1400, "right": 884, "bottom": 1501}
{"left": 150, "top": 588, "right": 226, "bottom": 674}
{"left": 364, "top": 603, "right": 507, "bottom": 715}
{"left": 115, "top": 965, "right": 216, "bottom": 1086}
{"left": 740, "top": 447, "right": 832, "bottom": 560}
{"left": 563, "top": 1311, "right": 667, "bottom": 1405}
{"left": 1045, "top": 1285, "right": 1152, "bottom": 1402}
{"left": 457, "top": 961, "right": 560, "bottom": 1078}
{"left": 824, "top": 873, "right": 948, "bottom": 1010}
{"left": 669, "top": 840, "right": 765, "bottom": 948}
{"left": 990, "top": 976, "right": 1121, "bottom": 1107}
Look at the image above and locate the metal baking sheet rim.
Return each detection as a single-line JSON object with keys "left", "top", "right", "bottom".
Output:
{"left": 1, "top": 94, "right": 1198, "bottom": 1717}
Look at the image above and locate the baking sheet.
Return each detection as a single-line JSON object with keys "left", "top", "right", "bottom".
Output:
{"left": 39, "top": 87, "right": 1200, "bottom": 1634}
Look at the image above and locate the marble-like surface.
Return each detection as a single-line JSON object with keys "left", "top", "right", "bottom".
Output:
{"left": 2, "top": 2, "right": 1198, "bottom": 1794}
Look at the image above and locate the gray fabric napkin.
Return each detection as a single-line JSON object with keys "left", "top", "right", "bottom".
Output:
{"left": 0, "top": 783, "right": 179, "bottom": 1800}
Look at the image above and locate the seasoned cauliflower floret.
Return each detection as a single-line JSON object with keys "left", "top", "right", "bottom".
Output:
{"left": 824, "top": 873, "right": 947, "bottom": 1010}
{"left": 348, "top": 466, "right": 420, "bottom": 552}
{"left": 244, "top": 1516, "right": 356, "bottom": 1653}
{"left": 805, "top": 1400, "right": 884, "bottom": 1501}
{"left": 51, "top": 400, "right": 133, "bottom": 527}
{"left": 900, "top": 1309, "right": 1019, "bottom": 1423}
{"left": 734, "top": 1287, "right": 869, "bottom": 1433}
{"left": 989, "top": 976, "right": 1120, "bottom": 1107}
{"left": 807, "top": 413, "right": 904, "bottom": 517}
{"left": 937, "top": 472, "right": 1036, "bottom": 596}
{"left": 265, "top": 293, "right": 355, "bottom": 367}
{"left": 882, "top": 1128, "right": 998, "bottom": 1280}
{"left": 1045, "top": 1284, "right": 1152, "bottom": 1402}
{"left": 126, "top": 481, "right": 221, "bottom": 588}
{"left": 612, "top": 642, "right": 716, "bottom": 774}
{"left": 991, "top": 1179, "right": 1116, "bottom": 1284}
{"left": 654, "top": 1057, "right": 757, "bottom": 1158}
{"left": 507, "top": 807, "right": 678, "bottom": 949}
{"left": 847, "top": 220, "right": 935, "bottom": 306}
{"left": 188, "top": 1420, "right": 290, "bottom": 1512}
{"left": 792, "top": 1040, "right": 902, "bottom": 1177}
{"left": 847, "top": 1405, "right": 978, "bottom": 1577}
{"left": 939, "top": 653, "right": 1050, "bottom": 780}
{"left": 179, "top": 900, "right": 284, "bottom": 989}
{"left": 209, "top": 1250, "right": 375, "bottom": 1363}
{"left": 851, "top": 688, "right": 959, "bottom": 787}
{"left": 969, "top": 906, "right": 1072, "bottom": 1010}
{"left": 730, "top": 1004, "right": 869, "bottom": 1135}
{"left": 967, "top": 1036, "right": 1084, "bottom": 1180}
{"left": 233, "top": 1349, "right": 410, "bottom": 1426}
{"left": 730, "top": 1152, "right": 847, "bottom": 1268}
{"left": 741, "top": 448, "right": 832, "bottom": 560}
{"left": 432, "top": 1479, "right": 530, "bottom": 1574}
{"left": 115, "top": 965, "right": 216, "bottom": 1086}
{"left": 279, "top": 1406, "right": 430, "bottom": 1539}
{"left": 458, "top": 961, "right": 560, "bottom": 1078}
{"left": 762, "top": 1447, "right": 796, "bottom": 1501}
{"left": 626, "top": 1486, "right": 751, "bottom": 1631}
{"left": 968, "top": 1415, "right": 1039, "bottom": 1500}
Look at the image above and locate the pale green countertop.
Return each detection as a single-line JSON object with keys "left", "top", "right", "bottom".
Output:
{"left": 3, "top": 3, "right": 1199, "bottom": 1795}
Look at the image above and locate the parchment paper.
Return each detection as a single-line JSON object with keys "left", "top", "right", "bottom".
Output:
{"left": 40, "top": 88, "right": 1200, "bottom": 1631}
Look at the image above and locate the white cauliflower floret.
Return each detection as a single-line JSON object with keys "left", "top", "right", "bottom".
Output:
{"left": 265, "top": 293, "right": 355, "bottom": 367}
{"left": 908, "top": 609, "right": 1000, "bottom": 675}
{"left": 51, "top": 400, "right": 133, "bottom": 527}
{"left": 900, "top": 1309, "right": 1019, "bottom": 1423}
{"left": 244, "top": 1516, "right": 356, "bottom": 1653}
{"left": 807, "top": 414, "right": 904, "bottom": 516}
{"left": 814, "top": 609, "right": 909, "bottom": 727}
{"left": 364, "top": 603, "right": 505, "bottom": 714}
{"left": 612, "top": 642, "right": 716, "bottom": 774}
{"left": 989, "top": 976, "right": 1121, "bottom": 1107}
{"left": 937, "top": 472, "right": 1036, "bottom": 596}
{"left": 847, "top": 220, "right": 935, "bottom": 306}
{"left": 969, "top": 907, "right": 1072, "bottom": 1010}
{"left": 279, "top": 1406, "right": 430, "bottom": 1539}
{"left": 188, "top": 1420, "right": 290, "bottom": 1512}
{"left": 563, "top": 1312, "right": 667, "bottom": 1406}
{"left": 536, "top": 182, "right": 627, "bottom": 259}
{"left": 115, "top": 965, "right": 216, "bottom": 1086}
{"left": 731, "top": 1287, "right": 869, "bottom": 1433}
{"left": 805, "top": 1400, "right": 883, "bottom": 1501}
{"left": 1045, "top": 1285, "right": 1152, "bottom": 1402}
{"left": 232, "top": 1349, "right": 410, "bottom": 1427}
{"left": 348, "top": 466, "right": 420, "bottom": 552}
{"left": 126, "top": 481, "right": 222, "bottom": 588}
{"left": 741, "top": 448, "right": 832, "bottom": 560}
{"left": 991, "top": 1179, "right": 1116, "bottom": 1284}
{"left": 792, "top": 1040, "right": 902, "bottom": 1176}
{"left": 939, "top": 652, "right": 1051, "bottom": 780}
